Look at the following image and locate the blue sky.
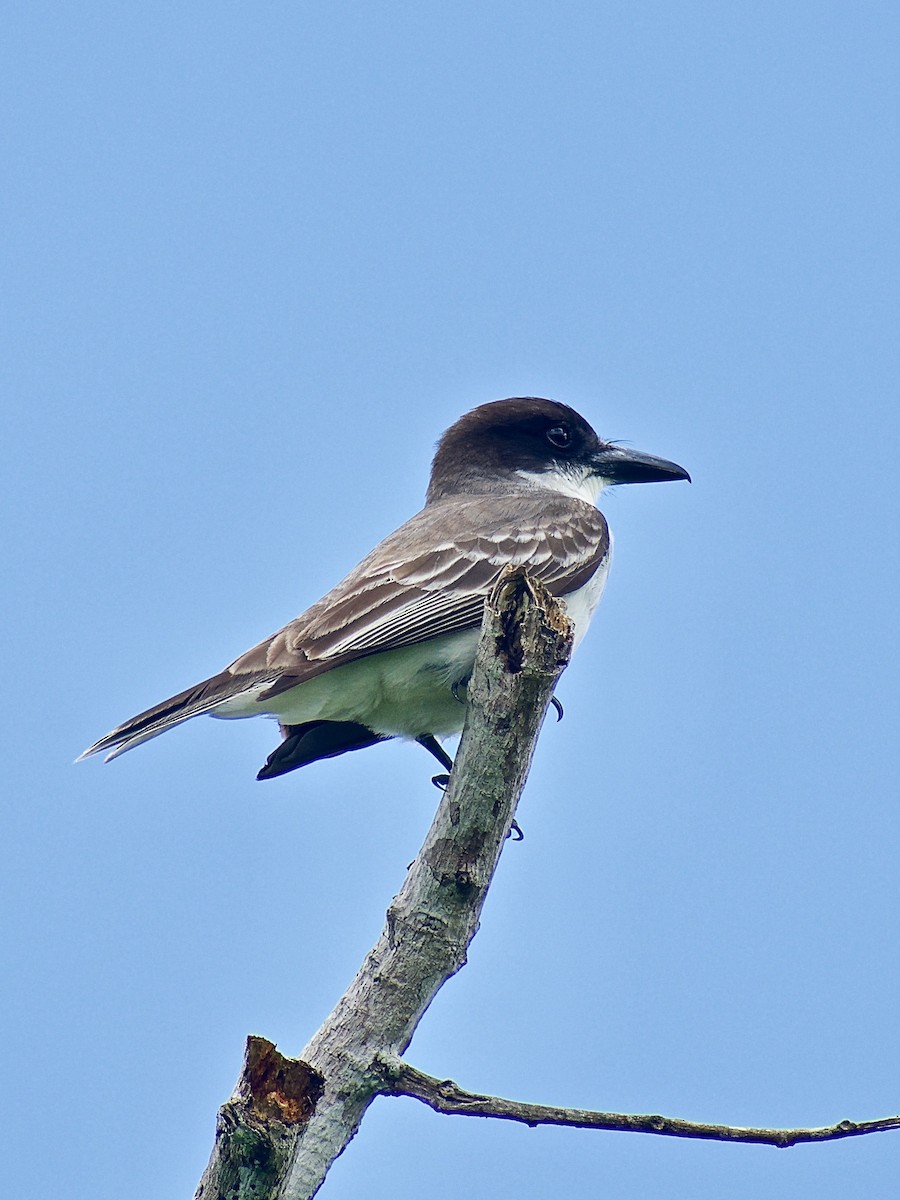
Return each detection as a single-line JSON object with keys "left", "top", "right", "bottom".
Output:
{"left": 3, "top": 3, "right": 899, "bottom": 1197}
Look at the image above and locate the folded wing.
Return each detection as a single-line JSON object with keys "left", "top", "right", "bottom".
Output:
{"left": 80, "top": 493, "right": 608, "bottom": 760}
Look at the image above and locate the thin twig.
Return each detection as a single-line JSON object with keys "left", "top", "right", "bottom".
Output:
{"left": 379, "top": 1058, "right": 900, "bottom": 1148}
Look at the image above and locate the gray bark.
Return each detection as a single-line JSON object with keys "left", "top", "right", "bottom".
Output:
{"left": 194, "top": 568, "right": 573, "bottom": 1200}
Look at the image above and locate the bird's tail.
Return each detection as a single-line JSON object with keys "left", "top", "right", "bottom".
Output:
{"left": 77, "top": 670, "right": 243, "bottom": 763}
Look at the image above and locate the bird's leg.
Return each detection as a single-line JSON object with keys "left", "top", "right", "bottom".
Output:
{"left": 431, "top": 681, "right": 469, "bottom": 785}
{"left": 418, "top": 731, "right": 524, "bottom": 839}
{"left": 416, "top": 733, "right": 454, "bottom": 789}
{"left": 417, "top": 733, "right": 454, "bottom": 771}
{"left": 550, "top": 695, "right": 564, "bottom": 722}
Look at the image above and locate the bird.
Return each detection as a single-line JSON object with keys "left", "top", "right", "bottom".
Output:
{"left": 78, "top": 397, "right": 689, "bottom": 780}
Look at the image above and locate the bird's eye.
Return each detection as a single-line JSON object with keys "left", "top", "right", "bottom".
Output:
{"left": 546, "top": 424, "right": 571, "bottom": 448}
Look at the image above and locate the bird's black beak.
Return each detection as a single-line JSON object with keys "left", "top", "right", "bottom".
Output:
{"left": 591, "top": 445, "right": 691, "bottom": 485}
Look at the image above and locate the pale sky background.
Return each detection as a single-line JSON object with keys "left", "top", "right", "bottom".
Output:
{"left": 3, "top": 4, "right": 900, "bottom": 1198}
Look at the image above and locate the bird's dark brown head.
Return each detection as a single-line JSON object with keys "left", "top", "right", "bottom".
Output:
{"left": 427, "top": 396, "right": 689, "bottom": 502}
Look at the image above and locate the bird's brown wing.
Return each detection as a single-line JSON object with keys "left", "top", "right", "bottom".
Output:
{"left": 229, "top": 492, "right": 609, "bottom": 698}
{"left": 80, "top": 492, "right": 608, "bottom": 759}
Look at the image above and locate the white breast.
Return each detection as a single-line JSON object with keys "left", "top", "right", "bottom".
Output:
{"left": 558, "top": 542, "right": 612, "bottom": 649}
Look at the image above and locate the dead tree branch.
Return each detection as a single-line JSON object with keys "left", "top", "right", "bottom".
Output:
{"left": 193, "top": 565, "right": 897, "bottom": 1199}
{"left": 377, "top": 1057, "right": 900, "bottom": 1148}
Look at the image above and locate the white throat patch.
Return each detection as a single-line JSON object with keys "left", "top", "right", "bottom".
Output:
{"left": 515, "top": 466, "right": 606, "bottom": 505}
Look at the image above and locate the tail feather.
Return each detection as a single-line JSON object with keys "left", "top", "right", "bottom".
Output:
{"left": 77, "top": 671, "right": 259, "bottom": 763}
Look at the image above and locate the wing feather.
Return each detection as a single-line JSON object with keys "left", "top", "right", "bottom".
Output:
{"left": 228, "top": 493, "right": 608, "bottom": 695}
